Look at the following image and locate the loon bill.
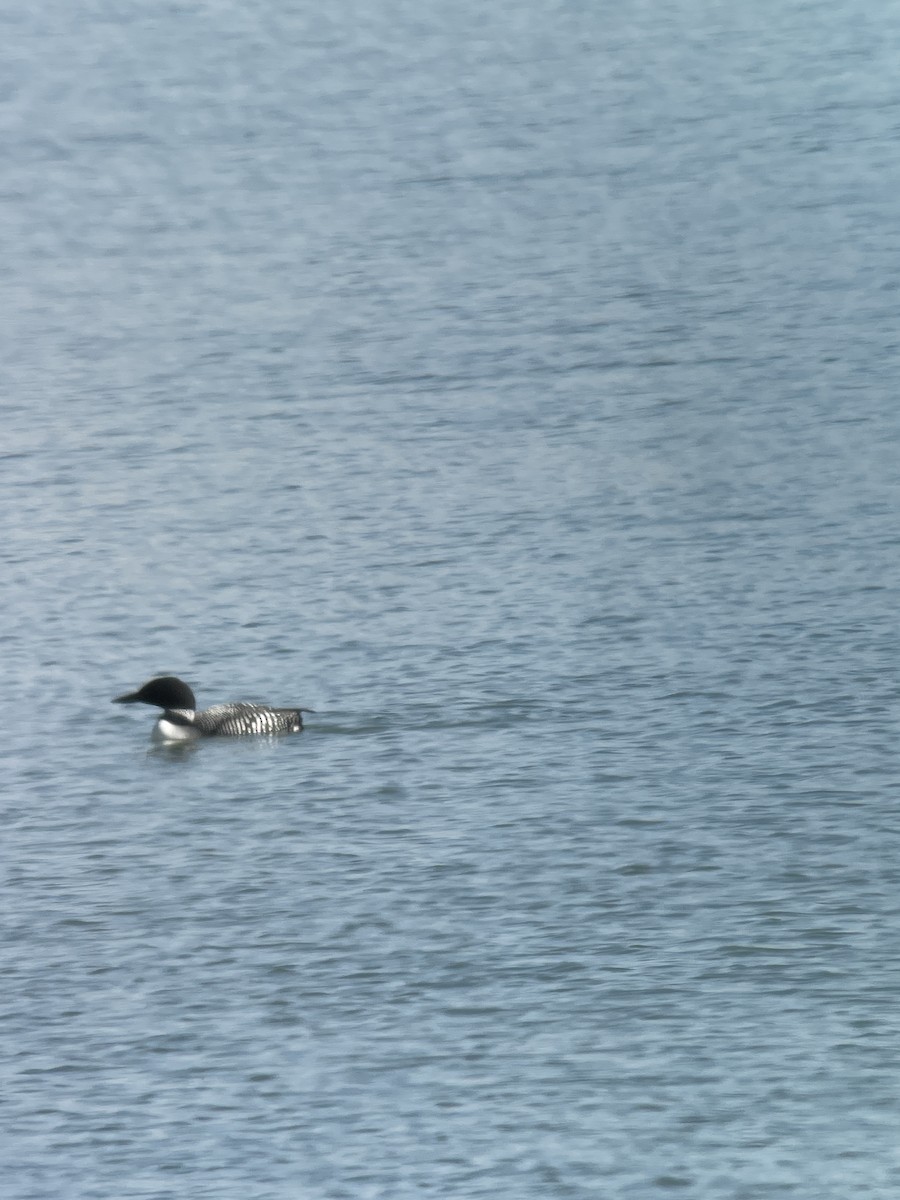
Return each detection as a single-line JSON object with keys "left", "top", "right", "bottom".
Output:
{"left": 114, "top": 675, "right": 314, "bottom": 740}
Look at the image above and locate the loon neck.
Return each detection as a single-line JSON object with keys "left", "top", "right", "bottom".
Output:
{"left": 155, "top": 709, "right": 200, "bottom": 742}
{"left": 163, "top": 707, "right": 196, "bottom": 725}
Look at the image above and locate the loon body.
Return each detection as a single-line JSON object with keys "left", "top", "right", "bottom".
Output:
{"left": 114, "top": 676, "right": 313, "bottom": 741}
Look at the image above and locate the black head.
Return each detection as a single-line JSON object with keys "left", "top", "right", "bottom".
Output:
{"left": 113, "top": 676, "right": 197, "bottom": 711}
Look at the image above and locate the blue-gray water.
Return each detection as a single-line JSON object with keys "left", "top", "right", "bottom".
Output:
{"left": 4, "top": 2, "right": 900, "bottom": 1197}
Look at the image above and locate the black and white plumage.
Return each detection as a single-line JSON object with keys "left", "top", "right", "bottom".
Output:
{"left": 114, "top": 676, "right": 313, "bottom": 741}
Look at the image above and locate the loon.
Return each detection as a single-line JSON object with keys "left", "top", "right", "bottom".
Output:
{"left": 114, "top": 676, "right": 313, "bottom": 741}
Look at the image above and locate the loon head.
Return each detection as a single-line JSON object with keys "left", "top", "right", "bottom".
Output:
{"left": 114, "top": 676, "right": 197, "bottom": 711}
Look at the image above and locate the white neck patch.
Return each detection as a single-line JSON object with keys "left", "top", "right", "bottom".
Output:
{"left": 155, "top": 715, "right": 199, "bottom": 741}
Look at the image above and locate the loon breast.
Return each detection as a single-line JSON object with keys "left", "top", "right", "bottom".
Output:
{"left": 154, "top": 716, "right": 201, "bottom": 742}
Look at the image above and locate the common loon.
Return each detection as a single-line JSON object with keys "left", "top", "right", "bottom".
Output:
{"left": 114, "top": 676, "right": 313, "bottom": 741}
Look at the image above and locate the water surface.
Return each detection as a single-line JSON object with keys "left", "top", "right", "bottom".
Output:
{"left": 4, "top": 1, "right": 900, "bottom": 1197}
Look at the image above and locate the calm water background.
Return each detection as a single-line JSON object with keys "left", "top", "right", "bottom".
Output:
{"left": 4, "top": 1, "right": 900, "bottom": 1196}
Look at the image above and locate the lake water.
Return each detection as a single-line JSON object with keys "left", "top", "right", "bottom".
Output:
{"left": 4, "top": 1, "right": 900, "bottom": 1196}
